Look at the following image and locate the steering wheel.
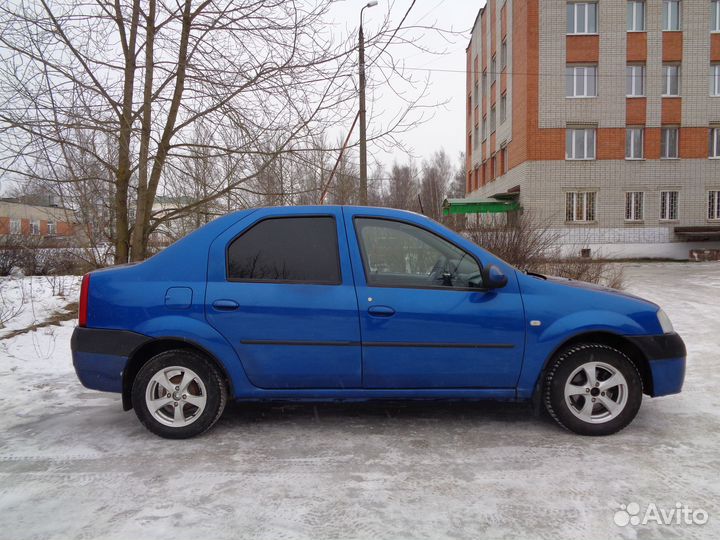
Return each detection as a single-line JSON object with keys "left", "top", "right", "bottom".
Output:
{"left": 428, "top": 256, "right": 449, "bottom": 283}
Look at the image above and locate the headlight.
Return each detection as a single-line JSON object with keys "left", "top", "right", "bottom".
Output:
{"left": 657, "top": 309, "right": 674, "bottom": 334}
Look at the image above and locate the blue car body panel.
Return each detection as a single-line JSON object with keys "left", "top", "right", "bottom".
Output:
{"left": 513, "top": 273, "right": 665, "bottom": 398}
{"left": 342, "top": 207, "right": 525, "bottom": 389}
{"left": 648, "top": 357, "right": 686, "bottom": 396}
{"left": 205, "top": 206, "right": 362, "bottom": 389}
{"left": 73, "top": 351, "right": 125, "bottom": 392}
{"left": 73, "top": 205, "right": 686, "bottom": 404}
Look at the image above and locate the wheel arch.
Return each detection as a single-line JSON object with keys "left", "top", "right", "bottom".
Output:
{"left": 531, "top": 331, "right": 653, "bottom": 410}
{"left": 122, "top": 338, "right": 233, "bottom": 411}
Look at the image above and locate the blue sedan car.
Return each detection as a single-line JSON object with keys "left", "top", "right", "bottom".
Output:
{"left": 72, "top": 206, "right": 685, "bottom": 438}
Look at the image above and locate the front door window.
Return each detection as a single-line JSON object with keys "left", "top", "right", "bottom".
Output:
{"left": 354, "top": 218, "right": 482, "bottom": 290}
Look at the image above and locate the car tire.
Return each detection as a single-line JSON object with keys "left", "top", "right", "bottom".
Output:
{"left": 544, "top": 343, "right": 643, "bottom": 436}
{"left": 132, "top": 349, "right": 227, "bottom": 439}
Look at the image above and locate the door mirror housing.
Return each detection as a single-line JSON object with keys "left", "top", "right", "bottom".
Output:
{"left": 481, "top": 264, "right": 508, "bottom": 290}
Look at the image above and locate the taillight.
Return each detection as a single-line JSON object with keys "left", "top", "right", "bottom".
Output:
{"left": 79, "top": 273, "right": 90, "bottom": 327}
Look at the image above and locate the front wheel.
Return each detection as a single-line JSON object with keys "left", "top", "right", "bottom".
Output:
{"left": 132, "top": 350, "right": 227, "bottom": 439}
{"left": 544, "top": 344, "right": 643, "bottom": 436}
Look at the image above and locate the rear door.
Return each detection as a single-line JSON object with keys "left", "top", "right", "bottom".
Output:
{"left": 205, "top": 207, "right": 361, "bottom": 389}
{"left": 344, "top": 208, "right": 525, "bottom": 389}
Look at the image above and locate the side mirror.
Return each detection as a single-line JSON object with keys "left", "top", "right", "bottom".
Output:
{"left": 482, "top": 264, "right": 508, "bottom": 290}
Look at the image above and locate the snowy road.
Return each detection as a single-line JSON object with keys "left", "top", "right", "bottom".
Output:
{"left": 0, "top": 263, "right": 719, "bottom": 539}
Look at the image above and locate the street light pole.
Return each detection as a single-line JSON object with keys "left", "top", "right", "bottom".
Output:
{"left": 358, "top": 1, "right": 377, "bottom": 206}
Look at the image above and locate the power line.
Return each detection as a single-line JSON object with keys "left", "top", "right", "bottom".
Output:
{"left": 395, "top": 66, "right": 720, "bottom": 79}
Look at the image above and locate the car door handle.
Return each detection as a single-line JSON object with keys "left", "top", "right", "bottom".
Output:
{"left": 212, "top": 299, "right": 240, "bottom": 311}
{"left": 368, "top": 305, "right": 395, "bottom": 317}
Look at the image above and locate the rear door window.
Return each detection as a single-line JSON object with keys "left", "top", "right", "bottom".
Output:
{"left": 227, "top": 216, "right": 340, "bottom": 283}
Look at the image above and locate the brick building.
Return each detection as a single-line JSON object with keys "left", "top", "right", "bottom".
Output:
{"left": 0, "top": 199, "right": 78, "bottom": 240}
{"left": 462, "top": 0, "right": 720, "bottom": 258}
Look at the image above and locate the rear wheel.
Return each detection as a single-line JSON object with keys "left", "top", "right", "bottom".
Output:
{"left": 544, "top": 343, "right": 643, "bottom": 436}
{"left": 131, "top": 350, "right": 227, "bottom": 439}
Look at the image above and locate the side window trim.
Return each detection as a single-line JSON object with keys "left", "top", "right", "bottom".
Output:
{"left": 352, "top": 216, "right": 484, "bottom": 292}
{"left": 225, "top": 214, "right": 343, "bottom": 285}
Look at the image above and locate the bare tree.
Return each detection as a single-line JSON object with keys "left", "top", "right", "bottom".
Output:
{"left": 419, "top": 149, "right": 452, "bottom": 221}
{"left": 385, "top": 161, "right": 419, "bottom": 212}
{"left": 440, "top": 151, "right": 466, "bottom": 229}
{"left": 0, "top": 0, "right": 459, "bottom": 262}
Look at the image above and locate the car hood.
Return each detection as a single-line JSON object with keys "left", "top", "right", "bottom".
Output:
{"left": 543, "top": 275, "right": 657, "bottom": 307}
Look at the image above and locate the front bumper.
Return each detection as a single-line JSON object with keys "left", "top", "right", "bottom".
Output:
{"left": 647, "top": 357, "right": 686, "bottom": 397}
{"left": 627, "top": 333, "right": 686, "bottom": 397}
{"left": 71, "top": 327, "right": 150, "bottom": 393}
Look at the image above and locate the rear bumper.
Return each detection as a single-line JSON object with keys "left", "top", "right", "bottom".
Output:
{"left": 71, "top": 327, "right": 150, "bottom": 393}
{"left": 627, "top": 333, "right": 686, "bottom": 397}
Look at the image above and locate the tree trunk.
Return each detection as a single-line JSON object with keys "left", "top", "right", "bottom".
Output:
{"left": 114, "top": 0, "right": 141, "bottom": 264}
{"left": 129, "top": 0, "right": 156, "bottom": 261}
{"left": 130, "top": 0, "right": 192, "bottom": 261}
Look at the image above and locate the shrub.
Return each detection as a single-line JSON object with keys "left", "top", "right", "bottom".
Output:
{"left": 0, "top": 235, "right": 92, "bottom": 276}
{"left": 464, "top": 213, "right": 624, "bottom": 289}
{"left": 0, "top": 237, "right": 25, "bottom": 276}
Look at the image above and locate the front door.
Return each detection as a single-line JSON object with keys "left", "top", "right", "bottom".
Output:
{"left": 206, "top": 208, "right": 361, "bottom": 389}
{"left": 345, "top": 211, "right": 525, "bottom": 389}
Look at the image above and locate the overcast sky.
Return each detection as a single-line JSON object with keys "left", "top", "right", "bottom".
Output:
{"left": 328, "top": 0, "right": 484, "bottom": 168}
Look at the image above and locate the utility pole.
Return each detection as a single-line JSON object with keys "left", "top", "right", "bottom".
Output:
{"left": 358, "top": 1, "right": 377, "bottom": 206}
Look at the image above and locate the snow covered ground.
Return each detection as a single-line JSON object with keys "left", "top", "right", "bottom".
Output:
{"left": 0, "top": 264, "right": 718, "bottom": 540}
{"left": 0, "top": 276, "right": 80, "bottom": 338}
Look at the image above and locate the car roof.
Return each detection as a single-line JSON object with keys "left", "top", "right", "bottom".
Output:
{"left": 231, "top": 205, "right": 424, "bottom": 218}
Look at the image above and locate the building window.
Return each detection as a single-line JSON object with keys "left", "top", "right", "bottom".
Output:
{"left": 709, "top": 191, "right": 720, "bottom": 220}
{"left": 492, "top": 154, "right": 498, "bottom": 179}
{"left": 491, "top": 56, "right": 497, "bottom": 85}
{"left": 627, "top": 1, "right": 645, "bottom": 32}
{"left": 501, "top": 39, "right": 508, "bottom": 69}
{"left": 500, "top": 93, "right": 507, "bottom": 123}
{"left": 661, "top": 127, "right": 679, "bottom": 159}
{"left": 482, "top": 115, "right": 488, "bottom": 140}
{"left": 711, "top": 127, "right": 720, "bottom": 158}
{"left": 662, "top": 65, "right": 680, "bottom": 96}
{"left": 474, "top": 81, "right": 479, "bottom": 106}
{"left": 30, "top": 220, "right": 40, "bottom": 235}
{"left": 482, "top": 70, "right": 487, "bottom": 93}
{"left": 712, "top": 65, "right": 720, "bottom": 96}
{"left": 9, "top": 219, "right": 20, "bottom": 235}
{"left": 625, "top": 128, "right": 644, "bottom": 160}
{"left": 660, "top": 191, "right": 679, "bottom": 221}
{"left": 474, "top": 126, "right": 479, "bottom": 149}
{"left": 662, "top": 0, "right": 681, "bottom": 31}
{"left": 567, "top": 2, "right": 598, "bottom": 34}
{"left": 566, "top": 65, "right": 597, "bottom": 97}
{"left": 490, "top": 106, "right": 496, "bottom": 133}
{"left": 566, "top": 127, "right": 596, "bottom": 160}
{"left": 566, "top": 191, "right": 596, "bottom": 222}
{"left": 47, "top": 221, "right": 56, "bottom": 235}
{"left": 625, "top": 192, "right": 644, "bottom": 221}
{"left": 626, "top": 65, "right": 645, "bottom": 96}
{"left": 713, "top": 1, "right": 720, "bottom": 32}
{"left": 502, "top": 146, "right": 509, "bottom": 174}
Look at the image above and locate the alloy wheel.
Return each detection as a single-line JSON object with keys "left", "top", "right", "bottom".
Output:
{"left": 144, "top": 366, "right": 207, "bottom": 427}
{"left": 564, "top": 361, "right": 629, "bottom": 424}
